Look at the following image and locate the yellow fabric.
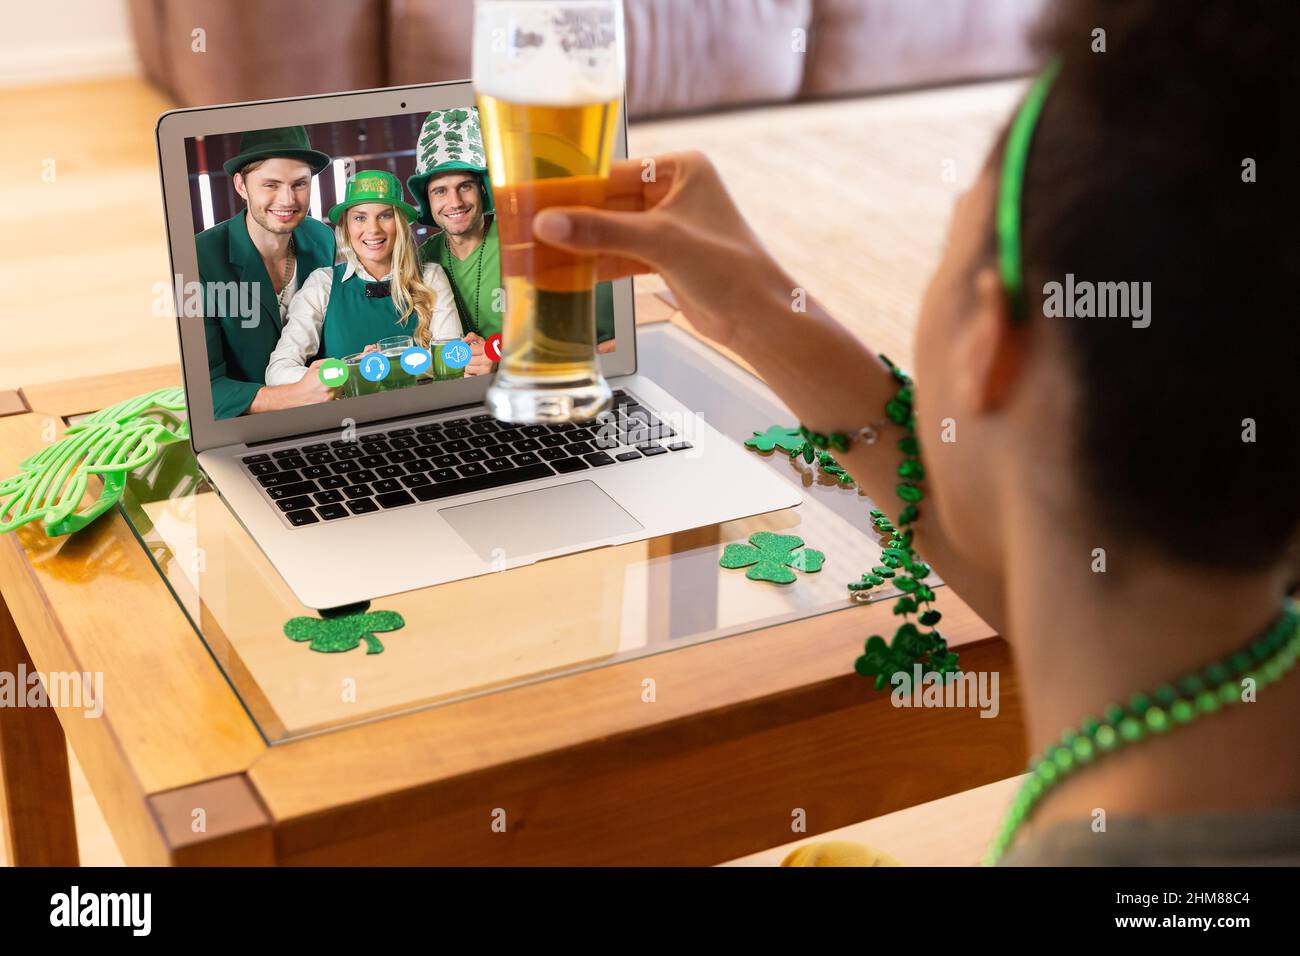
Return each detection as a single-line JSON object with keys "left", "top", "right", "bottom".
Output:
{"left": 780, "top": 840, "right": 902, "bottom": 867}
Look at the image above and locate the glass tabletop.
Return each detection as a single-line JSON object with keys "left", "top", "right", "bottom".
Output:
{"left": 115, "top": 321, "right": 936, "bottom": 742}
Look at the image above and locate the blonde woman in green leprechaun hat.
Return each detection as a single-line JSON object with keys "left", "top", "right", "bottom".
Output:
{"left": 265, "top": 170, "right": 463, "bottom": 392}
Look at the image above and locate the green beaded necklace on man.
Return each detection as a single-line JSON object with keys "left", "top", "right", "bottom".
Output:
{"left": 798, "top": 58, "right": 1300, "bottom": 865}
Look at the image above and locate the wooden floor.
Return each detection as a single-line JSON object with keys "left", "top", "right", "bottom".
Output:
{"left": 629, "top": 80, "right": 1023, "bottom": 370}
{"left": 0, "top": 77, "right": 177, "bottom": 392}
{"left": 727, "top": 775, "right": 1025, "bottom": 866}
{"left": 0, "top": 75, "right": 1024, "bottom": 867}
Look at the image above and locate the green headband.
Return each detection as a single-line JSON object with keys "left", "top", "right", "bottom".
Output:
{"left": 997, "top": 58, "right": 1062, "bottom": 320}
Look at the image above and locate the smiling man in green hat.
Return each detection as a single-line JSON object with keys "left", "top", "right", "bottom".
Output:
{"left": 196, "top": 126, "right": 337, "bottom": 419}
{"left": 407, "top": 108, "right": 617, "bottom": 376}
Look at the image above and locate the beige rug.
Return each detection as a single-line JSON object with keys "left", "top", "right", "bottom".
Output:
{"left": 630, "top": 79, "right": 1025, "bottom": 368}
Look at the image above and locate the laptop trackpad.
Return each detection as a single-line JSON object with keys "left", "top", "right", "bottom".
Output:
{"left": 439, "top": 479, "right": 644, "bottom": 562}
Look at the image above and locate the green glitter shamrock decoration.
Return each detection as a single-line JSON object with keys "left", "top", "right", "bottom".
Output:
{"left": 745, "top": 425, "right": 806, "bottom": 454}
{"left": 848, "top": 355, "right": 960, "bottom": 686}
{"left": 744, "top": 425, "right": 854, "bottom": 484}
{"left": 283, "top": 610, "right": 405, "bottom": 655}
{"left": 720, "top": 531, "right": 825, "bottom": 584}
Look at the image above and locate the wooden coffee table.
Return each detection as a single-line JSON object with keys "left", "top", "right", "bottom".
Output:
{"left": 0, "top": 303, "right": 1023, "bottom": 865}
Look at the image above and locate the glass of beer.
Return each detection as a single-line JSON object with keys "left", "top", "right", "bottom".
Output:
{"left": 430, "top": 339, "right": 468, "bottom": 381}
{"left": 342, "top": 352, "right": 367, "bottom": 398}
{"left": 473, "top": 0, "right": 624, "bottom": 423}
{"left": 376, "top": 335, "right": 415, "bottom": 391}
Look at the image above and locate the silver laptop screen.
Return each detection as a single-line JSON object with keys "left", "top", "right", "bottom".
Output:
{"left": 183, "top": 106, "right": 618, "bottom": 424}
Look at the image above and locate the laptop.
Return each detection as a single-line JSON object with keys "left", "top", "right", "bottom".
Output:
{"left": 155, "top": 80, "right": 800, "bottom": 609}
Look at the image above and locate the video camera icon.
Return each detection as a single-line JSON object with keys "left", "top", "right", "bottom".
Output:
{"left": 359, "top": 352, "right": 391, "bottom": 382}
{"left": 317, "top": 358, "right": 349, "bottom": 387}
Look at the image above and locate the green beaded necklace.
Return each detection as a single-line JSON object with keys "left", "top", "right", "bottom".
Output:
{"left": 442, "top": 220, "right": 490, "bottom": 337}
{"left": 984, "top": 603, "right": 1300, "bottom": 865}
{"left": 800, "top": 360, "right": 1300, "bottom": 865}
{"left": 793, "top": 59, "right": 1300, "bottom": 864}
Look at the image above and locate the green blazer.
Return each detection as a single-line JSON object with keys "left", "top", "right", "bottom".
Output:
{"left": 196, "top": 211, "right": 335, "bottom": 419}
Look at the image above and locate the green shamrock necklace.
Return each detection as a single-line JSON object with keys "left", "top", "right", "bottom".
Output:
{"left": 797, "top": 354, "right": 1300, "bottom": 865}
{"left": 744, "top": 426, "right": 854, "bottom": 485}
{"left": 836, "top": 356, "right": 956, "bottom": 685}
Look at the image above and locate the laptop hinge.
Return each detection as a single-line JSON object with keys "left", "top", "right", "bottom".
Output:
{"left": 243, "top": 398, "right": 490, "bottom": 448}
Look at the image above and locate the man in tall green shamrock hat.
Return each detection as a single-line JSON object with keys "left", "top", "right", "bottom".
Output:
{"left": 196, "top": 126, "right": 337, "bottom": 419}
{"left": 406, "top": 108, "right": 616, "bottom": 375}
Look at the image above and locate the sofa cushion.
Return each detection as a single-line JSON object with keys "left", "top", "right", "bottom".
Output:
{"left": 130, "top": 0, "right": 386, "bottom": 105}
{"left": 802, "top": 0, "right": 1045, "bottom": 98}
{"left": 388, "top": 0, "right": 812, "bottom": 119}
{"left": 624, "top": 0, "right": 812, "bottom": 118}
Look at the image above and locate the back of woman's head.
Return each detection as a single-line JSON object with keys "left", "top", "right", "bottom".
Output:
{"left": 1017, "top": 0, "right": 1300, "bottom": 571}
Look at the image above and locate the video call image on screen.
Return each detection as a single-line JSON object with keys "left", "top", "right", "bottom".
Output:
{"left": 185, "top": 106, "right": 616, "bottom": 421}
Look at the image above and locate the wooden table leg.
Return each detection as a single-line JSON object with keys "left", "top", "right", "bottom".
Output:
{"left": 0, "top": 588, "right": 79, "bottom": 866}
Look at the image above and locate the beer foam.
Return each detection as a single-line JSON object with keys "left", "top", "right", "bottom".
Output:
{"left": 473, "top": 0, "right": 625, "bottom": 105}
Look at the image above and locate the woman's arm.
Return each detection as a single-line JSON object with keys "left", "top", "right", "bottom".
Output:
{"left": 532, "top": 151, "right": 1006, "bottom": 633}
{"left": 423, "top": 263, "right": 465, "bottom": 341}
{"left": 265, "top": 267, "right": 331, "bottom": 385}
{"left": 424, "top": 263, "right": 493, "bottom": 377}
{"left": 714, "top": 260, "right": 1006, "bottom": 633}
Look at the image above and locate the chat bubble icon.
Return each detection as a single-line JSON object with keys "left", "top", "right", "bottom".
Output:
{"left": 401, "top": 347, "right": 431, "bottom": 373}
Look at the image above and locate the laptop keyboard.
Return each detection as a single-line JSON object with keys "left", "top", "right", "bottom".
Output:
{"left": 238, "top": 390, "right": 693, "bottom": 528}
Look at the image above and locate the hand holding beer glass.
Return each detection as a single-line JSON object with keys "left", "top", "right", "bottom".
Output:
{"left": 473, "top": 0, "right": 624, "bottom": 422}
